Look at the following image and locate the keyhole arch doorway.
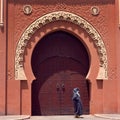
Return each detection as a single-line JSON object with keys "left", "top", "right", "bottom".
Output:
{"left": 31, "top": 30, "right": 90, "bottom": 115}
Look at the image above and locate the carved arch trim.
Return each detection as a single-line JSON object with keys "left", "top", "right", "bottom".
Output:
{"left": 15, "top": 11, "right": 108, "bottom": 80}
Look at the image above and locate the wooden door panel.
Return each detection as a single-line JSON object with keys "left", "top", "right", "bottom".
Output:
{"left": 39, "top": 74, "right": 61, "bottom": 115}
{"left": 32, "top": 57, "right": 89, "bottom": 115}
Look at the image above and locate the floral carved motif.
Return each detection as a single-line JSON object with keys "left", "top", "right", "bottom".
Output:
{"left": 15, "top": 11, "right": 108, "bottom": 80}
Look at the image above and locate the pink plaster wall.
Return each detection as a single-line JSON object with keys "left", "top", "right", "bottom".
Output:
{"left": 0, "top": 0, "right": 119, "bottom": 115}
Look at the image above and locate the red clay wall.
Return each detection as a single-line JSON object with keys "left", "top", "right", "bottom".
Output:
{"left": 0, "top": 0, "right": 7, "bottom": 115}
{"left": 0, "top": 0, "right": 119, "bottom": 115}
{"left": 116, "top": 0, "right": 120, "bottom": 113}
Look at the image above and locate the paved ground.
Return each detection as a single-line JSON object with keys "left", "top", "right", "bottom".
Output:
{"left": 29, "top": 115, "right": 116, "bottom": 120}
{"left": 0, "top": 114, "right": 120, "bottom": 120}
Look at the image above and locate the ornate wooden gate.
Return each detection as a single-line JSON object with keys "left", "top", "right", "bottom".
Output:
{"left": 31, "top": 31, "right": 90, "bottom": 115}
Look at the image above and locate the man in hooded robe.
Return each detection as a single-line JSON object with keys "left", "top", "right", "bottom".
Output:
{"left": 72, "top": 88, "right": 83, "bottom": 118}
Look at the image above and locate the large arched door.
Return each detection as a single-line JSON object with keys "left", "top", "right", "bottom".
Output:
{"left": 31, "top": 31, "right": 90, "bottom": 115}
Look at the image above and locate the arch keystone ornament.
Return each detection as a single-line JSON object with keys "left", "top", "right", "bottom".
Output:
{"left": 15, "top": 11, "right": 108, "bottom": 80}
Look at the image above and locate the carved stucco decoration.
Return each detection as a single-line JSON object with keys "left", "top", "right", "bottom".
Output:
{"left": 15, "top": 11, "right": 108, "bottom": 80}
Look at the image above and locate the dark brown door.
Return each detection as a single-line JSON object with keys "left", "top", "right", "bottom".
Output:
{"left": 32, "top": 57, "right": 89, "bottom": 115}
{"left": 31, "top": 31, "right": 90, "bottom": 115}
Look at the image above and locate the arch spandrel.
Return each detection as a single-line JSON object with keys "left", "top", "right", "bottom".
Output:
{"left": 15, "top": 11, "right": 108, "bottom": 80}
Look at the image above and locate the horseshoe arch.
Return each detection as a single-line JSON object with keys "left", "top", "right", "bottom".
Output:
{"left": 15, "top": 11, "right": 108, "bottom": 80}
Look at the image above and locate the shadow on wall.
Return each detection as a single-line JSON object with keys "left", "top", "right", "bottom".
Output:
{"left": 21, "top": 81, "right": 29, "bottom": 89}
{"left": 96, "top": 80, "right": 103, "bottom": 89}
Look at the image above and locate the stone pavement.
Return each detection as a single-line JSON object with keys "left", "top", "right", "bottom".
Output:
{"left": 0, "top": 115, "right": 30, "bottom": 120}
{"left": 95, "top": 114, "right": 120, "bottom": 120}
{"left": 0, "top": 114, "right": 120, "bottom": 120}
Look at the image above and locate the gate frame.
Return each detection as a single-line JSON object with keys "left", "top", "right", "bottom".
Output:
{"left": 15, "top": 11, "right": 108, "bottom": 81}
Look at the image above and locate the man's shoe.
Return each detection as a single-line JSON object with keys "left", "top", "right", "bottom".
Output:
{"left": 75, "top": 115, "right": 80, "bottom": 118}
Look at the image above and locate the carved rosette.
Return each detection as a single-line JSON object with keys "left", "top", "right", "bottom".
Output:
{"left": 15, "top": 11, "right": 108, "bottom": 80}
